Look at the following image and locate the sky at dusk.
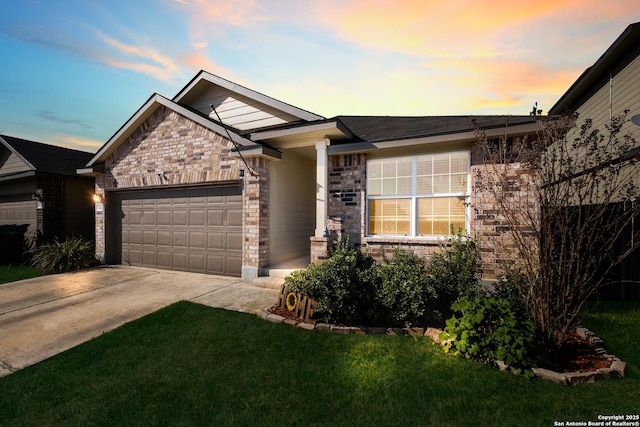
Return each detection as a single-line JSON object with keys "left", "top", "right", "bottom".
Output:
{"left": 0, "top": 0, "right": 638, "bottom": 152}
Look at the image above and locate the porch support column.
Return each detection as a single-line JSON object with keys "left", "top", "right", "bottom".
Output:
{"left": 315, "top": 138, "right": 330, "bottom": 237}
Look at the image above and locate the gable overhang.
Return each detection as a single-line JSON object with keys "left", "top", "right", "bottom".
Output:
{"left": 77, "top": 163, "right": 105, "bottom": 177}
{"left": 0, "top": 136, "right": 36, "bottom": 170}
{"left": 250, "top": 120, "right": 353, "bottom": 149}
{"left": 231, "top": 145, "right": 282, "bottom": 161}
{"left": 85, "top": 94, "right": 255, "bottom": 168}
{"left": 173, "top": 71, "right": 325, "bottom": 123}
{"left": 550, "top": 22, "right": 640, "bottom": 114}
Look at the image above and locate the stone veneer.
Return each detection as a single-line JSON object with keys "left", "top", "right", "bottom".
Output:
{"left": 93, "top": 107, "right": 269, "bottom": 280}
{"left": 242, "top": 157, "right": 270, "bottom": 280}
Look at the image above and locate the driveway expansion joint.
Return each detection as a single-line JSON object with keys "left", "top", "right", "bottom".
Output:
{"left": 188, "top": 280, "right": 245, "bottom": 301}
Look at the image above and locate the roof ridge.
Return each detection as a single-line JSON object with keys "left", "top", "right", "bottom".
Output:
{"left": 0, "top": 134, "right": 94, "bottom": 154}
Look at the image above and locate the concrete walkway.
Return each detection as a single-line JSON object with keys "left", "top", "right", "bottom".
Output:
{"left": 0, "top": 266, "right": 280, "bottom": 378}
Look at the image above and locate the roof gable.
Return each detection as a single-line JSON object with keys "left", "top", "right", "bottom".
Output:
{"left": 86, "top": 94, "right": 255, "bottom": 167}
{"left": 0, "top": 135, "right": 93, "bottom": 177}
{"left": 173, "top": 71, "right": 324, "bottom": 130}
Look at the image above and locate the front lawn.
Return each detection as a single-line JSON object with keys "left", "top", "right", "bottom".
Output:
{"left": 0, "top": 301, "right": 638, "bottom": 426}
{"left": 0, "top": 265, "right": 40, "bottom": 284}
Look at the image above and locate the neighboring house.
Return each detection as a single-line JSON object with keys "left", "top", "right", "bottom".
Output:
{"left": 80, "top": 71, "right": 541, "bottom": 280}
{"left": 549, "top": 22, "right": 640, "bottom": 297}
{"left": 0, "top": 135, "right": 95, "bottom": 254}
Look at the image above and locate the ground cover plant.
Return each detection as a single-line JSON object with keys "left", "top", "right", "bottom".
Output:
{"left": 30, "top": 237, "right": 98, "bottom": 274}
{"left": 0, "top": 301, "right": 638, "bottom": 426}
{"left": 0, "top": 265, "right": 40, "bottom": 284}
{"left": 440, "top": 296, "right": 537, "bottom": 376}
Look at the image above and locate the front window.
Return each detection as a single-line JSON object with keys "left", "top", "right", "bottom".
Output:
{"left": 367, "top": 152, "right": 469, "bottom": 236}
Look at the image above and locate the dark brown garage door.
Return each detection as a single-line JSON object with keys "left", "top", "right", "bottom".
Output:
{"left": 113, "top": 185, "right": 242, "bottom": 276}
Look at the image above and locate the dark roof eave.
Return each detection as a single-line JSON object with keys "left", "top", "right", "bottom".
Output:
{"left": 550, "top": 22, "right": 640, "bottom": 114}
{"left": 0, "top": 170, "right": 36, "bottom": 182}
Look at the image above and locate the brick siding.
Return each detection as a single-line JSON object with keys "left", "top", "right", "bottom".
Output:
{"left": 316, "top": 148, "right": 533, "bottom": 279}
{"left": 93, "top": 107, "right": 267, "bottom": 271}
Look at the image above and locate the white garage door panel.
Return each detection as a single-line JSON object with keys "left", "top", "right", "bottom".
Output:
{"left": 114, "top": 186, "right": 242, "bottom": 276}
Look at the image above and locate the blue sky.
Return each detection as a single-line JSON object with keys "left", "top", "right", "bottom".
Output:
{"left": 0, "top": 0, "right": 638, "bottom": 152}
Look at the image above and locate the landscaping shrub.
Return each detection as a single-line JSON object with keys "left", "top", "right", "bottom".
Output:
{"left": 369, "top": 248, "right": 438, "bottom": 327}
{"left": 31, "top": 237, "right": 98, "bottom": 274}
{"left": 489, "top": 269, "right": 529, "bottom": 317}
{"left": 440, "top": 296, "right": 536, "bottom": 376}
{"left": 429, "top": 230, "right": 482, "bottom": 316}
{"left": 284, "top": 240, "right": 375, "bottom": 325}
{"left": 285, "top": 234, "right": 485, "bottom": 328}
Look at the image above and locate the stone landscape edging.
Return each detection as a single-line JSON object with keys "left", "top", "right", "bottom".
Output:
{"left": 258, "top": 310, "right": 626, "bottom": 384}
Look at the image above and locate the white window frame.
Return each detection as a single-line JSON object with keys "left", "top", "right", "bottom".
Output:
{"left": 366, "top": 151, "right": 470, "bottom": 237}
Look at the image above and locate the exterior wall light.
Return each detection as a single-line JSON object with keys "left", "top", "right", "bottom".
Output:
{"left": 32, "top": 193, "right": 44, "bottom": 210}
{"left": 93, "top": 194, "right": 104, "bottom": 213}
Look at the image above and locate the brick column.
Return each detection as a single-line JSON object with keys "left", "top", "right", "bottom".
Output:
{"left": 242, "top": 157, "right": 270, "bottom": 281}
{"left": 310, "top": 236, "right": 333, "bottom": 265}
{"left": 94, "top": 177, "right": 106, "bottom": 263}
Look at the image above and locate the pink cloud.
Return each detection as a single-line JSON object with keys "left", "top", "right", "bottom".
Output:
{"left": 171, "top": 0, "right": 271, "bottom": 47}
{"left": 96, "top": 34, "right": 179, "bottom": 82}
{"left": 52, "top": 133, "right": 103, "bottom": 150}
{"left": 313, "top": 0, "right": 634, "bottom": 61}
{"left": 180, "top": 51, "right": 237, "bottom": 78}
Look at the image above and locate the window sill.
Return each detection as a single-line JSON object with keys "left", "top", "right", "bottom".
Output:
{"left": 363, "top": 235, "right": 449, "bottom": 246}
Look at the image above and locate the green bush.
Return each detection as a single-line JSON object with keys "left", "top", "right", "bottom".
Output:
{"left": 285, "top": 235, "right": 484, "bottom": 328}
{"left": 489, "top": 270, "right": 528, "bottom": 316}
{"left": 369, "top": 248, "right": 438, "bottom": 327}
{"left": 440, "top": 297, "right": 536, "bottom": 375}
{"left": 31, "top": 237, "right": 97, "bottom": 274}
{"left": 429, "top": 230, "right": 481, "bottom": 316}
{"left": 284, "top": 240, "right": 375, "bottom": 325}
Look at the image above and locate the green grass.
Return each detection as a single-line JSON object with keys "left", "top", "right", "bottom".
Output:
{"left": 0, "top": 265, "right": 40, "bottom": 284}
{"left": 1, "top": 301, "right": 638, "bottom": 426}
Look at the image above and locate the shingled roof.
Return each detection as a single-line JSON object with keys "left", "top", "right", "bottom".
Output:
{"left": 335, "top": 115, "right": 538, "bottom": 142}
{"left": 0, "top": 135, "right": 94, "bottom": 176}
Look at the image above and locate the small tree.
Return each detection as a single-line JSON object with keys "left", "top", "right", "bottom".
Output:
{"left": 475, "top": 111, "right": 640, "bottom": 346}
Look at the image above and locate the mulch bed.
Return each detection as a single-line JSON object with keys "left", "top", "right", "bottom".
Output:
{"left": 270, "top": 306, "right": 304, "bottom": 322}
{"left": 547, "top": 331, "right": 611, "bottom": 373}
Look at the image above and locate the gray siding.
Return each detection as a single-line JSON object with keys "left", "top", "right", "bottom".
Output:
{"left": 575, "top": 55, "right": 640, "bottom": 137}
{"left": 186, "top": 85, "right": 301, "bottom": 131}
{"left": 269, "top": 151, "right": 315, "bottom": 264}
{"left": 0, "top": 150, "right": 30, "bottom": 176}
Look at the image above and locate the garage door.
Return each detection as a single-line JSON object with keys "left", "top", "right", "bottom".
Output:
{"left": 114, "top": 186, "right": 242, "bottom": 276}
{"left": 0, "top": 195, "right": 37, "bottom": 229}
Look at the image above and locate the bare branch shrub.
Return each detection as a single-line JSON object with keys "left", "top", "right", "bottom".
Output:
{"left": 475, "top": 111, "right": 640, "bottom": 346}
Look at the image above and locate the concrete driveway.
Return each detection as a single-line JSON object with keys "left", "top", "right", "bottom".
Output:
{"left": 0, "top": 266, "right": 280, "bottom": 377}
